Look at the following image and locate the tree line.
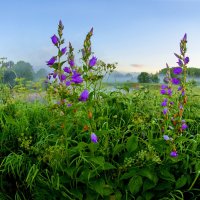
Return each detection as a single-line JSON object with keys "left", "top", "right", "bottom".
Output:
{"left": 137, "top": 67, "right": 200, "bottom": 83}
{"left": 0, "top": 60, "right": 48, "bottom": 87}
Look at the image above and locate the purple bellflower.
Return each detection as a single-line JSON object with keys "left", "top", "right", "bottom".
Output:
{"left": 71, "top": 71, "right": 83, "bottom": 84}
{"left": 60, "top": 74, "right": 66, "bottom": 81}
{"left": 64, "top": 67, "right": 71, "bottom": 73}
{"left": 91, "top": 133, "right": 98, "bottom": 143}
{"left": 170, "top": 151, "right": 178, "bottom": 157}
{"left": 177, "top": 59, "right": 183, "bottom": 67}
{"left": 160, "top": 89, "right": 167, "bottom": 95}
{"left": 182, "top": 123, "right": 188, "bottom": 130}
{"left": 89, "top": 56, "right": 97, "bottom": 67}
{"left": 51, "top": 34, "right": 59, "bottom": 45}
{"left": 66, "top": 81, "right": 71, "bottom": 86}
{"left": 69, "top": 59, "right": 75, "bottom": 67}
{"left": 171, "top": 78, "right": 180, "bottom": 85}
{"left": 161, "top": 85, "right": 168, "bottom": 89}
{"left": 182, "top": 33, "right": 187, "bottom": 42}
{"left": 163, "top": 135, "right": 170, "bottom": 141}
{"left": 47, "top": 57, "right": 57, "bottom": 66}
{"left": 173, "top": 67, "right": 183, "bottom": 75}
{"left": 61, "top": 47, "right": 67, "bottom": 55}
{"left": 161, "top": 98, "right": 168, "bottom": 106}
{"left": 163, "top": 108, "right": 168, "bottom": 115}
{"left": 79, "top": 89, "right": 89, "bottom": 101}
{"left": 184, "top": 57, "right": 189, "bottom": 65}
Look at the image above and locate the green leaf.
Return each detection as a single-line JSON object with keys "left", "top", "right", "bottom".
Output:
{"left": 139, "top": 168, "right": 158, "bottom": 184}
{"left": 142, "top": 191, "right": 155, "bottom": 200}
{"left": 78, "top": 168, "right": 97, "bottom": 182}
{"left": 128, "top": 175, "right": 143, "bottom": 195}
{"left": 120, "top": 168, "right": 138, "bottom": 180}
{"left": 89, "top": 156, "right": 105, "bottom": 166}
{"left": 103, "top": 162, "right": 116, "bottom": 170}
{"left": 90, "top": 179, "right": 113, "bottom": 196}
{"left": 159, "top": 168, "right": 175, "bottom": 182}
{"left": 154, "top": 182, "right": 172, "bottom": 191}
{"left": 126, "top": 135, "right": 138, "bottom": 153}
{"left": 143, "top": 179, "right": 156, "bottom": 192}
{"left": 70, "top": 189, "right": 83, "bottom": 200}
{"left": 175, "top": 175, "right": 188, "bottom": 189}
{"left": 113, "top": 144, "right": 125, "bottom": 156}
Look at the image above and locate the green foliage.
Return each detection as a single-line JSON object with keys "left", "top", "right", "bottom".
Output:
{"left": 0, "top": 84, "right": 200, "bottom": 199}
{"left": 137, "top": 72, "right": 151, "bottom": 83}
{"left": 138, "top": 72, "right": 160, "bottom": 83}
{"left": 1, "top": 26, "right": 200, "bottom": 200}
{"left": 13, "top": 61, "right": 34, "bottom": 81}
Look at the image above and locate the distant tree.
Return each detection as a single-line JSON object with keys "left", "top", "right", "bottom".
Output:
{"left": 137, "top": 72, "right": 151, "bottom": 83}
{"left": 13, "top": 61, "right": 34, "bottom": 81}
{"left": 150, "top": 73, "right": 160, "bottom": 83}
{"left": 159, "top": 67, "right": 200, "bottom": 78}
{"left": 3, "top": 69, "right": 16, "bottom": 87}
{"left": 35, "top": 68, "right": 48, "bottom": 81}
{"left": 4, "top": 61, "right": 15, "bottom": 69}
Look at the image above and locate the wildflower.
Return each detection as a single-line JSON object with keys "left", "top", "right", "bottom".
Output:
{"left": 61, "top": 47, "right": 67, "bottom": 55}
{"left": 64, "top": 67, "right": 71, "bottom": 73}
{"left": 168, "top": 88, "right": 172, "bottom": 96}
{"left": 163, "top": 135, "right": 170, "bottom": 141}
{"left": 163, "top": 108, "right": 168, "bottom": 115}
{"left": 160, "top": 89, "right": 166, "bottom": 95}
{"left": 71, "top": 71, "right": 83, "bottom": 84}
{"left": 170, "top": 101, "right": 174, "bottom": 105}
{"left": 90, "top": 27, "right": 93, "bottom": 35}
{"left": 173, "top": 67, "right": 183, "bottom": 75}
{"left": 171, "top": 78, "right": 180, "bottom": 85}
{"left": 184, "top": 57, "right": 189, "bottom": 65}
{"left": 66, "top": 81, "right": 71, "bottom": 86}
{"left": 181, "top": 123, "right": 188, "bottom": 130}
{"left": 177, "top": 59, "right": 183, "bottom": 67}
{"left": 51, "top": 34, "right": 59, "bottom": 45}
{"left": 67, "top": 103, "right": 72, "bottom": 107}
{"left": 170, "top": 151, "right": 178, "bottom": 157}
{"left": 182, "top": 33, "right": 187, "bottom": 42}
{"left": 79, "top": 89, "right": 89, "bottom": 101}
{"left": 69, "top": 59, "right": 75, "bottom": 67}
{"left": 178, "top": 86, "right": 182, "bottom": 91}
{"left": 47, "top": 57, "right": 57, "bottom": 66}
{"left": 161, "top": 99, "right": 168, "bottom": 106}
{"left": 161, "top": 85, "right": 168, "bottom": 89}
{"left": 60, "top": 74, "right": 66, "bottom": 81}
{"left": 179, "top": 104, "right": 183, "bottom": 109}
{"left": 91, "top": 133, "right": 98, "bottom": 143}
{"left": 89, "top": 56, "right": 97, "bottom": 67}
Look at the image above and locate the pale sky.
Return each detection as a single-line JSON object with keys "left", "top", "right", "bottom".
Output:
{"left": 0, "top": 0, "right": 200, "bottom": 73}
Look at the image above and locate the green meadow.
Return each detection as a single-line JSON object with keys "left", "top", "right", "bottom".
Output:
{"left": 1, "top": 22, "right": 200, "bottom": 200}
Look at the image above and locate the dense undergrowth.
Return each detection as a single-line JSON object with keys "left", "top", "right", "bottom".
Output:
{"left": 0, "top": 85, "right": 200, "bottom": 200}
{"left": 1, "top": 21, "right": 200, "bottom": 200}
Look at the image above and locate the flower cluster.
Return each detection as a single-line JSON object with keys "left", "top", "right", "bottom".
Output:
{"left": 45, "top": 20, "right": 100, "bottom": 144}
{"left": 46, "top": 21, "right": 98, "bottom": 105}
{"left": 161, "top": 34, "right": 189, "bottom": 157}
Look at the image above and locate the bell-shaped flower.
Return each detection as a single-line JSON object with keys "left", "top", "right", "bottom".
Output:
{"left": 89, "top": 56, "right": 97, "bottom": 67}
{"left": 91, "top": 133, "right": 98, "bottom": 143}
{"left": 51, "top": 34, "right": 59, "bottom": 45}
{"left": 79, "top": 89, "right": 89, "bottom": 101}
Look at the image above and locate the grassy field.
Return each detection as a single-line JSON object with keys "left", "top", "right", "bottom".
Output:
{"left": 0, "top": 82, "right": 200, "bottom": 200}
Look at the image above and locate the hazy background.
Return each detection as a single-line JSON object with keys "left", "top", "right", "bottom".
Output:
{"left": 0, "top": 0, "right": 200, "bottom": 73}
